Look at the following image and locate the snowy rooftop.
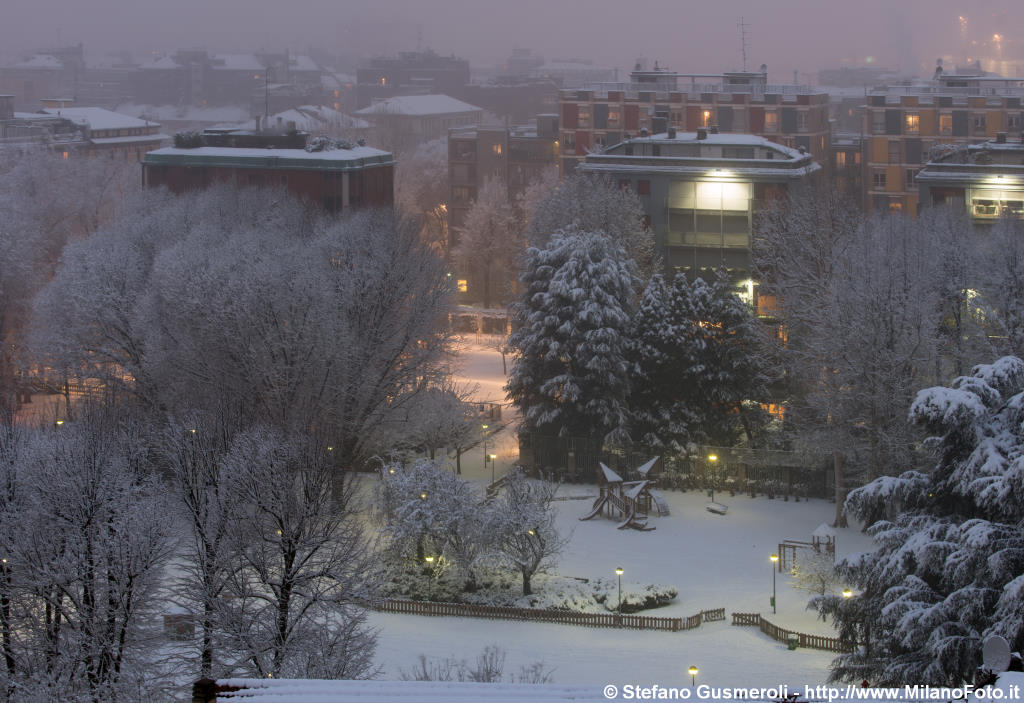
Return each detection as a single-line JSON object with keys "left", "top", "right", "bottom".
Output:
{"left": 138, "top": 55, "right": 180, "bottom": 70}
{"left": 14, "top": 54, "right": 62, "bottom": 69}
{"left": 213, "top": 680, "right": 605, "bottom": 702}
{"left": 41, "top": 107, "right": 159, "bottom": 130}
{"left": 115, "top": 103, "right": 252, "bottom": 123}
{"left": 144, "top": 145, "right": 394, "bottom": 170}
{"left": 355, "top": 94, "right": 483, "bottom": 117}
{"left": 211, "top": 53, "right": 264, "bottom": 71}
{"left": 234, "top": 106, "right": 369, "bottom": 132}
{"left": 629, "top": 131, "right": 806, "bottom": 157}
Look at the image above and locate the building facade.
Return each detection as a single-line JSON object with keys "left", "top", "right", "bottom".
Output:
{"left": 916, "top": 136, "right": 1024, "bottom": 222}
{"left": 355, "top": 51, "right": 470, "bottom": 109}
{"left": 142, "top": 130, "right": 394, "bottom": 211}
{"left": 558, "top": 66, "right": 830, "bottom": 177}
{"left": 579, "top": 128, "right": 820, "bottom": 309}
{"left": 355, "top": 94, "right": 483, "bottom": 153}
{"left": 862, "top": 73, "right": 1024, "bottom": 214}
{"left": 447, "top": 115, "right": 559, "bottom": 231}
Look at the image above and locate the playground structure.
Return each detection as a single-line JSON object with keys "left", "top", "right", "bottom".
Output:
{"left": 579, "top": 457, "right": 669, "bottom": 531}
{"left": 776, "top": 523, "right": 836, "bottom": 572}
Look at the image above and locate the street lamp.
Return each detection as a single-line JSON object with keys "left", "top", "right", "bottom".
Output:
{"left": 615, "top": 567, "right": 624, "bottom": 613}
{"left": 707, "top": 454, "right": 718, "bottom": 502}
{"left": 489, "top": 453, "right": 498, "bottom": 483}
{"left": 688, "top": 665, "right": 698, "bottom": 686}
{"left": 770, "top": 554, "right": 779, "bottom": 614}
{"left": 482, "top": 424, "right": 490, "bottom": 471}
{"left": 842, "top": 589, "right": 853, "bottom": 599}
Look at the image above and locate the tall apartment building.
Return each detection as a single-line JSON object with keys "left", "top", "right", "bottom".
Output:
{"left": 447, "top": 114, "right": 559, "bottom": 232}
{"left": 355, "top": 50, "right": 470, "bottom": 109}
{"left": 579, "top": 128, "right": 820, "bottom": 299}
{"left": 557, "top": 65, "right": 829, "bottom": 176}
{"left": 862, "top": 72, "right": 1024, "bottom": 214}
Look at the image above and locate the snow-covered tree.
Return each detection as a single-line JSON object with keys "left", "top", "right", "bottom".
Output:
{"left": 491, "top": 469, "right": 566, "bottom": 596}
{"left": 31, "top": 188, "right": 455, "bottom": 471}
{"left": 394, "top": 137, "right": 450, "bottom": 254}
{"left": 158, "top": 409, "right": 241, "bottom": 679}
{"left": 455, "top": 176, "right": 522, "bottom": 309}
{"left": 524, "top": 172, "right": 658, "bottom": 281}
{"left": 629, "top": 271, "right": 770, "bottom": 448}
{"left": 790, "top": 549, "right": 840, "bottom": 597}
{"left": 0, "top": 407, "right": 175, "bottom": 702}
{"left": 755, "top": 188, "right": 944, "bottom": 524}
{"left": 977, "top": 217, "right": 1024, "bottom": 358}
{"left": 0, "top": 151, "right": 135, "bottom": 412}
{"left": 817, "top": 357, "right": 1024, "bottom": 685}
{"left": 219, "top": 427, "right": 377, "bottom": 679}
{"left": 506, "top": 226, "right": 638, "bottom": 441}
{"left": 378, "top": 459, "right": 492, "bottom": 590}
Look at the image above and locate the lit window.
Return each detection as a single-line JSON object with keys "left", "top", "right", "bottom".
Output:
{"left": 764, "top": 111, "right": 778, "bottom": 132}
{"left": 703, "top": 109, "right": 713, "bottom": 127}
{"left": 380, "top": 77, "right": 387, "bottom": 86}
{"left": 492, "top": 144, "right": 502, "bottom": 155}
{"left": 835, "top": 152, "right": 846, "bottom": 168}
{"left": 888, "top": 200, "right": 902, "bottom": 213}
{"left": 61, "top": 150, "right": 69, "bottom": 160}
{"left": 939, "top": 113, "right": 952, "bottom": 135}
{"left": 905, "top": 113, "right": 919, "bottom": 134}
{"left": 457, "top": 279, "right": 468, "bottom": 293}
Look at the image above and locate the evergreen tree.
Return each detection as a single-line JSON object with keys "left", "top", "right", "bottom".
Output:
{"left": 628, "top": 271, "right": 769, "bottom": 449}
{"left": 506, "top": 226, "right": 637, "bottom": 441}
{"left": 817, "top": 357, "right": 1024, "bottom": 685}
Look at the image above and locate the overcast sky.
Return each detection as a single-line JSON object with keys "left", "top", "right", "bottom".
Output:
{"left": 3, "top": 0, "right": 1022, "bottom": 79}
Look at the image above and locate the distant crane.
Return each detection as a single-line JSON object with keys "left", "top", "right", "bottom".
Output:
{"left": 737, "top": 17, "right": 749, "bottom": 72}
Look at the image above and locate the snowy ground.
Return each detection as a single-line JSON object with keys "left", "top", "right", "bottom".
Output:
{"left": 369, "top": 339, "right": 877, "bottom": 687}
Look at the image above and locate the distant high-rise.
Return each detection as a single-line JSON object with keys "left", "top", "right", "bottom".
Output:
{"left": 355, "top": 50, "right": 470, "bottom": 109}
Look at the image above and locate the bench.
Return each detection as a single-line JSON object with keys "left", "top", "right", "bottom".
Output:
{"left": 706, "top": 502, "right": 729, "bottom": 515}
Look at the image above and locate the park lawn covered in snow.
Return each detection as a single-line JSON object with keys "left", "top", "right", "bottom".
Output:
{"left": 370, "top": 485, "right": 875, "bottom": 686}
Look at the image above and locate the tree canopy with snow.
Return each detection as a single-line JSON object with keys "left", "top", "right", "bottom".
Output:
{"left": 523, "top": 172, "right": 657, "bottom": 281}
{"left": 506, "top": 226, "right": 637, "bottom": 441}
{"left": 628, "top": 271, "right": 769, "bottom": 449}
{"left": 818, "top": 357, "right": 1024, "bottom": 685}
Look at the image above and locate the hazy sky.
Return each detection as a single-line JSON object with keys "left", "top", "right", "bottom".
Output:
{"left": 3, "top": 0, "right": 1022, "bottom": 79}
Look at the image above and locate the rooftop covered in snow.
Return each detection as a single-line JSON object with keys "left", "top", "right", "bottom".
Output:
{"left": 355, "top": 94, "right": 483, "bottom": 117}
{"left": 581, "top": 131, "right": 820, "bottom": 180}
{"left": 41, "top": 107, "right": 160, "bottom": 131}
{"left": 143, "top": 144, "right": 394, "bottom": 171}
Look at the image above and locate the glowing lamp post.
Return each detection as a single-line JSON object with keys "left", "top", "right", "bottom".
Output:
{"left": 688, "top": 665, "right": 699, "bottom": 686}
{"left": 843, "top": 589, "right": 853, "bottom": 599}
{"left": 615, "top": 567, "right": 624, "bottom": 614}
{"left": 707, "top": 454, "right": 718, "bottom": 502}
{"left": 770, "top": 554, "right": 779, "bottom": 613}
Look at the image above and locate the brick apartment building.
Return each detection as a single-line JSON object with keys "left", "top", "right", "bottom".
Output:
{"left": 861, "top": 71, "right": 1024, "bottom": 214}
{"left": 557, "top": 65, "right": 830, "bottom": 176}
{"left": 142, "top": 130, "right": 394, "bottom": 211}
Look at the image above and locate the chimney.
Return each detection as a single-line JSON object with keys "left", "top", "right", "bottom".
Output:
{"left": 996, "top": 132, "right": 1007, "bottom": 144}
{"left": 667, "top": 125, "right": 677, "bottom": 139}
{"left": 709, "top": 125, "right": 720, "bottom": 134}
{"left": 697, "top": 127, "right": 708, "bottom": 140}
{"left": 639, "top": 127, "right": 649, "bottom": 137}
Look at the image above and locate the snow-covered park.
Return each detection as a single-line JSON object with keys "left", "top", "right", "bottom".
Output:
{"left": 368, "top": 339, "right": 875, "bottom": 687}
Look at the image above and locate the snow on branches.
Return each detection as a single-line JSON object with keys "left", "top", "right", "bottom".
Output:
{"left": 820, "top": 358, "right": 1024, "bottom": 685}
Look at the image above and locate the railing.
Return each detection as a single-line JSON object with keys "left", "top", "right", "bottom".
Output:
{"left": 730, "top": 612, "right": 854, "bottom": 652}
{"left": 372, "top": 599, "right": 727, "bottom": 633}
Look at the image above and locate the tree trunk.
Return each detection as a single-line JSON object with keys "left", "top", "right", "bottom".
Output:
{"left": 521, "top": 570, "right": 532, "bottom": 596}
{"left": 833, "top": 451, "right": 848, "bottom": 528}
{"left": 482, "top": 265, "right": 492, "bottom": 310}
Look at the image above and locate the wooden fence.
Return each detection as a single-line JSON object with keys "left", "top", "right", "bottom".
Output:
{"left": 730, "top": 612, "right": 854, "bottom": 653}
{"left": 372, "top": 599, "right": 726, "bottom": 633}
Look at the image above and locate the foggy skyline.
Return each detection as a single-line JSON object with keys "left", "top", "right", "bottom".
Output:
{"left": 3, "top": 0, "right": 1023, "bottom": 80}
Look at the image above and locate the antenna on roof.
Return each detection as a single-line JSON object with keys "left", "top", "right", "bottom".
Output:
{"left": 416, "top": 24, "right": 423, "bottom": 52}
{"left": 737, "top": 16, "right": 749, "bottom": 72}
